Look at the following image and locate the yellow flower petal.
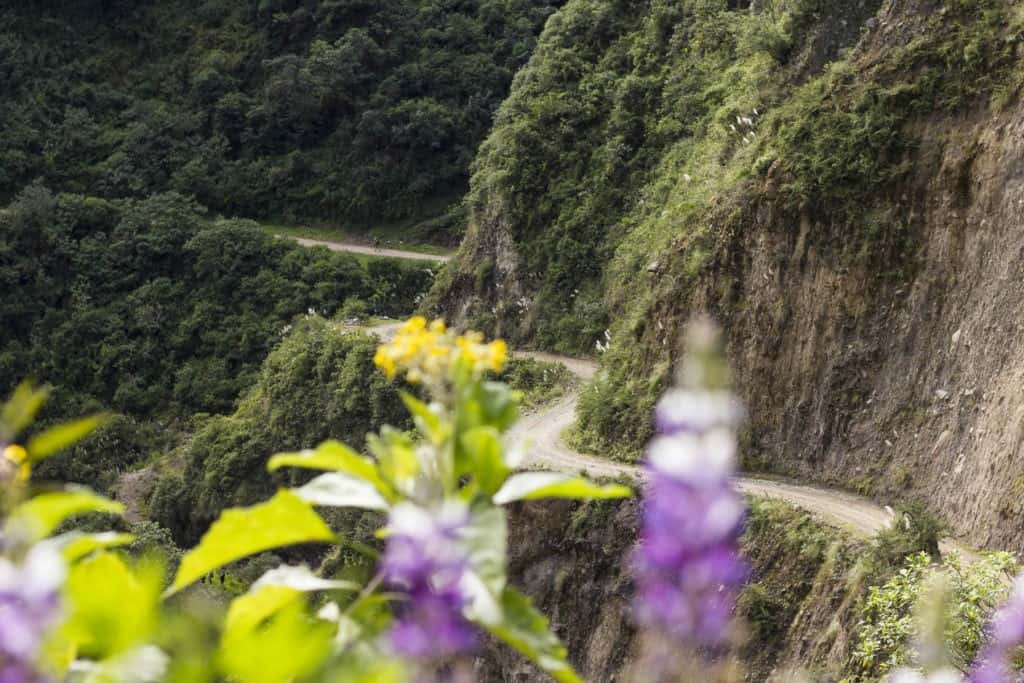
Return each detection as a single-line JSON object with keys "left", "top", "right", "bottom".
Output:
{"left": 4, "top": 444, "right": 27, "bottom": 465}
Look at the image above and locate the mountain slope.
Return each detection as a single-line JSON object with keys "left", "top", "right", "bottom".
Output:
{"left": 430, "top": 0, "right": 1024, "bottom": 548}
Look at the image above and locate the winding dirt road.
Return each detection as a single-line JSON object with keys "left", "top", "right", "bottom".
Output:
{"left": 360, "top": 322, "right": 899, "bottom": 539}
{"left": 507, "top": 354, "right": 896, "bottom": 539}
{"left": 289, "top": 237, "right": 452, "bottom": 263}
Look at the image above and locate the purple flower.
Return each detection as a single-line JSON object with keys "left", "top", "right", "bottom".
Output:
{"left": 634, "top": 384, "right": 746, "bottom": 649}
{"left": 0, "top": 544, "right": 64, "bottom": 682}
{"left": 969, "top": 575, "right": 1024, "bottom": 683}
{"left": 382, "top": 503, "right": 477, "bottom": 659}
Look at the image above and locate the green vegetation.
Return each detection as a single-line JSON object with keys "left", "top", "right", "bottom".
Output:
{"left": 148, "top": 328, "right": 583, "bottom": 546}
{"left": 34, "top": 414, "right": 172, "bottom": 495}
{"left": 0, "top": 188, "right": 432, "bottom": 418}
{"left": 0, "top": 331, "right": 628, "bottom": 682}
{"left": 503, "top": 356, "right": 575, "bottom": 408}
{"left": 148, "top": 319, "right": 408, "bottom": 546}
{"left": 849, "top": 552, "right": 1017, "bottom": 680}
{"left": 871, "top": 503, "right": 946, "bottom": 567}
{"left": 739, "top": 498, "right": 862, "bottom": 678}
{"left": 737, "top": 498, "right": 1006, "bottom": 681}
{"left": 0, "top": 0, "right": 561, "bottom": 235}
{"left": 1, "top": 187, "right": 434, "bottom": 504}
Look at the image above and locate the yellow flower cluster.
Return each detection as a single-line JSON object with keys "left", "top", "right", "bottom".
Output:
{"left": 373, "top": 317, "right": 507, "bottom": 384}
{"left": 2, "top": 444, "right": 30, "bottom": 482}
{"left": 455, "top": 331, "right": 508, "bottom": 375}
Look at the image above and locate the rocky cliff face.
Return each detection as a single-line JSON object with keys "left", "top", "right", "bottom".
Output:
{"left": 475, "top": 499, "right": 638, "bottom": 681}
{"left": 430, "top": 0, "right": 1024, "bottom": 549}
{"left": 722, "top": 99, "right": 1024, "bottom": 550}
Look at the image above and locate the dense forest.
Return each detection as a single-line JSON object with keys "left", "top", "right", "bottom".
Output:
{"left": 0, "top": 186, "right": 434, "bottom": 499}
{"left": 0, "top": 188, "right": 432, "bottom": 418}
{"left": 0, "top": 0, "right": 561, "bottom": 236}
{"left": 0, "top": 0, "right": 563, "bottom": 545}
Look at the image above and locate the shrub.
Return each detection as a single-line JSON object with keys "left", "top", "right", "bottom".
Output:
{"left": 502, "top": 356, "right": 575, "bottom": 408}
{"left": 873, "top": 502, "right": 947, "bottom": 567}
{"left": 151, "top": 320, "right": 408, "bottom": 546}
{"left": 849, "top": 551, "right": 1017, "bottom": 680}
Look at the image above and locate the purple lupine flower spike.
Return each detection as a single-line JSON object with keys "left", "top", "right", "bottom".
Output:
{"left": 969, "top": 574, "right": 1024, "bottom": 683}
{"left": 382, "top": 503, "right": 477, "bottom": 659}
{"left": 634, "top": 320, "right": 746, "bottom": 650}
{"left": 0, "top": 543, "right": 65, "bottom": 682}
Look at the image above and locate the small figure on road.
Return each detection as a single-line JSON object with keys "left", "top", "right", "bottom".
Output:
{"left": 373, "top": 237, "right": 381, "bottom": 252}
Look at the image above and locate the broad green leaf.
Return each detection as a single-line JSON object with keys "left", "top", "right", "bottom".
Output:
{"left": 493, "top": 472, "right": 632, "bottom": 505}
{"left": 267, "top": 441, "right": 393, "bottom": 499}
{"left": 9, "top": 488, "right": 124, "bottom": 539}
{"left": 218, "top": 598, "right": 334, "bottom": 683}
{"left": 459, "top": 426, "right": 510, "bottom": 496}
{"left": 460, "top": 504, "right": 507, "bottom": 596}
{"left": 400, "top": 391, "right": 448, "bottom": 444}
{"left": 42, "top": 531, "right": 135, "bottom": 563}
{"left": 0, "top": 381, "right": 49, "bottom": 440}
{"left": 168, "top": 490, "right": 334, "bottom": 595}
{"left": 461, "top": 570, "right": 502, "bottom": 626}
{"left": 477, "top": 381, "right": 519, "bottom": 431}
{"left": 64, "top": 552, "right": 162, "bottom": 659}
{"left": 251, "top": 565, "right": 359, "bottom": 593}
{"left": 483, "top": 586, "right": 582, "bottom": 683}
{"left": 27, "top": 414, "right": 110, "bottom": 462}
{"left": 224, "top": 585, "right": 303, "bottom": 639}
{"left": 367, "top": 427, "right": 419, "bottom": 494}
{"left": 293, "top": 472, "right": 390, "bottom": 511}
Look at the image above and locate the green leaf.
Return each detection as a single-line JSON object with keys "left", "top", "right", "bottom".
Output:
{"left": 476, "top": 381, "right": 519, "bottom": 431}
{"left": 492, "top": 472, "right": 632, "bottom": 505}
{"left": 168, "top": 490, "right": 335, "bottom": 595}
{"left": 224, "top": 585, "right": 303, "bottom": 639}
{"left": 400, "top": 391, "right": 448, "bottom": 444}
{"left": 64, "top": 552, "right": 163, "bottom": 659}
{"left": 320, "top": 593, "right": 394, "bottom": 651}
{"left": 219, "top": 595, "right": 334, "bottom": 683}
{"left": 482, "top": 586, "right": 582, "bottom": 683}
{"left": 9, "top": 488, "right": 124, "bottom": 539}
{"left": 27, "top": 414, "right": 110, "bottom": 462}
{"left": 293, "top": 472, "right": 390, "bottom": 511}
{"left": 251, "top": 565, "right": 359, "bottom": 593}
{"left": 0, "top": 381, "right": 49, "bottom": 440}
{"left": 314, "top": 655, "right": 407, "bottom": 683}
{"left": 267, "top": 441, "right": 393, "bottom": 499}
{"left": 461, "top": 504, "right": 507, "bottom": 595}
{"left": 42, "top": 530, "right": 135, "bottom": 563}
{"left": 459, "top": 426, "right": 510, "bottom": 496}
{"left": 367, "top": 427, "right": 419, "bottom": 495}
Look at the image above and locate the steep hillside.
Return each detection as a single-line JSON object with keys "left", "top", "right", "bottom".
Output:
{"left": 0, "top": 0, "right": 560, "bottom": 235}
{"left": 430, "top": 0, "right": 1024, "bottom": 548}
{"left": 147, "top": 318, "right": 407, "bottom": 546}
